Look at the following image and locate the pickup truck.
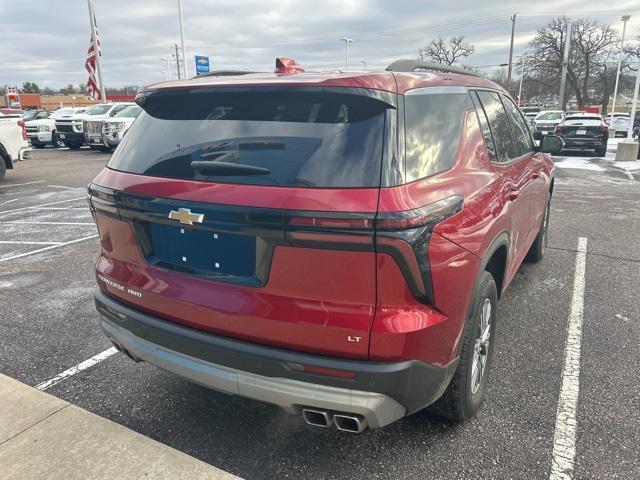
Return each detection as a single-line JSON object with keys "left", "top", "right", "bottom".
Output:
{"left": 55, "top": 103, "right": 133, "bottom": 150}
{"left": 0, "top": 113, "right": 31, "bottom": 180}
{"left": 83, "top": 102, "right": 135, "bottom": 151}
{"left": 26, "top": 107, "right": 87, "bottom": 148}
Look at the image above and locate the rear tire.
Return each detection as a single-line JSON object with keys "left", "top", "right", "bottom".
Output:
{"left": 595, "top": 146, "right": 607, "bottom": 157}
{"left": 525, "top": 201, "right": 550, "bottom": 263}
{"left": 66, "top": 142, "right": 82, "bottom": 150}
{"left": 433, "top": 271, "right": 497, "bottom": 421}
{"left": 0, "top": 156, "right": 6, "bottom": 180}
{"left": 31, "top": 142, "right": 45, "bottom": 148}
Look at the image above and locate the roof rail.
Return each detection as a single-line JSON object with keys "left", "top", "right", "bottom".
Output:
{"left": 385, "top": 59, "right": 481, "bottom": 78}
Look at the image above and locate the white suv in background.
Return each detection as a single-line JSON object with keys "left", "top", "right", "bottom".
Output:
{"left": 26, "top": 108, "right": 87, "bottom": 148}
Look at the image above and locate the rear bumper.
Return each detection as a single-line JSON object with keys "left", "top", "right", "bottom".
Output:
{"left": 94, "top": 290, "right": 457, "bottom": 428}
{"left": 560, "top": 137, "right": 606, "bottom": 150}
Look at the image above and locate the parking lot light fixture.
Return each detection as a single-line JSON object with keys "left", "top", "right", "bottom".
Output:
{"left": 610, "top": 15, "right": 631, "bottom": 118}
{"left": 339, "top": 37, "right": 353, "bottom": 71}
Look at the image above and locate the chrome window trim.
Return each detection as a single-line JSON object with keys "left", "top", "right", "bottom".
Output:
{"left": 404, "top": 86, "right": 469, "bottom": 96}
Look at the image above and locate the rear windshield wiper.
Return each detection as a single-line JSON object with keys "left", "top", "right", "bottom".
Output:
{"left": 191, "top": 161, "right": 270, "bottom": 176}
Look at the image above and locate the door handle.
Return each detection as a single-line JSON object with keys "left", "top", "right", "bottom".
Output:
{"left": 508, "top": 189, "right": 521, "bottom": 201}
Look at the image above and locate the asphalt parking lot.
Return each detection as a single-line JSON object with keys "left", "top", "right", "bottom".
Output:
{"left": 1, "top": 146, "right": 638, "bottom": 479}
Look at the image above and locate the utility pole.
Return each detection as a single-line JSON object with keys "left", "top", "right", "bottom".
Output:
{"left": 507, "top": 13, "right": 517, "bottom": 94}
{"left": 177, "top": 0, "right": 188, "bottom": 78}
{"left": 87, "top": 0, "right": 106, "bottom": 101}
{"left": 610, "top": 15, "right": 631, "bottom": 117}
{"left": 174, "top": 43, "right": 181, "bottom": 79}
{"left": 559, "top": 22, "right": 572, "bottom": 111}
{"left": 361, "top": 59, "right": 367, "bottom": 71}
{"left": 339, "top": 37, "right": 352, "bottom": 71}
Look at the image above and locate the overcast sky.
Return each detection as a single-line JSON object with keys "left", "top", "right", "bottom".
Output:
{"left": 1, "top": 0, "right": 639, "bottom": 89}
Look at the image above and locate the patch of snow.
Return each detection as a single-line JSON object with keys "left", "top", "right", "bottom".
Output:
{"left": 553, "top": 157, "right": 605, "bottom": 171}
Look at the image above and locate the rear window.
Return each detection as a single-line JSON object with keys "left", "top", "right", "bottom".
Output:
{"left": 107, "top": 90, "right": 391, "bottom": 188}
{"left": 536, "top": 112, "right": 563, "bottom": 121}
{"left": 404, "top": 91, "right": 472, "bottom": 181}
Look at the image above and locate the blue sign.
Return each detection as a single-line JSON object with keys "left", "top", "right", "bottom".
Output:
{"left": 195, "top": 55, "right": 210, "bottom": 75}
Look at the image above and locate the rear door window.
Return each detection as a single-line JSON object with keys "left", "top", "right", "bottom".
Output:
{"left": 476, "top": 91, "right": 515, "bottom": 163}
{"left": 404, "top": 90, "right": 472, "bottom": 181}
{"left": 471, "top": 91, "right": 498, "bottom": 163}
{"left": 108, "top": 90, "right": 393, "bottom": 188}
{"left": 501, "top": 95, "right": 533, "bottom": 157}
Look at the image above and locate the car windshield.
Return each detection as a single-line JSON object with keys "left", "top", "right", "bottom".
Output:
{"left": 22, "top": 110, "right": 39, "bottom": 121}
{"left": 86, "top": 104, "right": 112, "bottom": 115}
{"left": 108, "top": 89, "right": 391, "bottom": 188}
{"left": 536, "top": 112, "right": 563, "bottom": 121}
{"left": 114, "top": 106, "right": 142, "bottom": 118}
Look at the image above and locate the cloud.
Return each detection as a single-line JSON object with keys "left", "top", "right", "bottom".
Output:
{"left": 0, "top": 0, "right": 638, "bottom": 88}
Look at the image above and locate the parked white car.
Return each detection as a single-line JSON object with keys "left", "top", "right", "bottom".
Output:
{"left": 101, "top": 105, "right": 142, "bottom": 151}
{"left": 605, "top": 113, "right": 630, "bottom": 137}
{"left": 26, "top": 107, "right": 87, "bottom": 148}
{"left": 0, "top": 113, "right": 31, "bottom": 179}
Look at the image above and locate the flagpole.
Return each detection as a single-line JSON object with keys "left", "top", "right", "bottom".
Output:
{"left": 88, "top": 0, "right": 106, "bottom": 101}
{"left": 178, "top": 0, "right": 188, "bottom": 78}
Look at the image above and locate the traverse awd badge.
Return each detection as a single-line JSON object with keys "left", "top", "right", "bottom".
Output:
{"left": 168, "top": 208, "right": 204, "bottom": 226}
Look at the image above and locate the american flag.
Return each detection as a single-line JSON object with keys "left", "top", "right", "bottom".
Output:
{"left": 85, "top": 6, "right": 102, "bottom": 101}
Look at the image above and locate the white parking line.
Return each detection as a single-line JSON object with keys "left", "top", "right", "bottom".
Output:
{"left": 0, "top": 234, "right": 99, "bottom": 263}
{"left": 0, "top": 196, "right": 86, "bottom": 215}
{"left": 0, "top": 241, "right": 63, "bottom": 245}
{"left": 35, "top": 347, "right": 118, "bottom": 391}
{"left": 0, "top": 180, "right": 46, "bottom": 189}
{"left": 549, "top": 237, "right": 587, "bottom": 480}
{"left": 0, "top": 221, "right": 95, "bottom": 225}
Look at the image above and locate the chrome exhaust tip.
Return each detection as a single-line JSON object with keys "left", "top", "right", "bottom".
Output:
{"left": 302, "top": 408, "right": 333, "bottom": 428}
{"left": 334, "top": 414, "right": 367, "bottom": 433}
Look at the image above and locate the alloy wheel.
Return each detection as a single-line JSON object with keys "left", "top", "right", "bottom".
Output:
{"left": 471, "top": 298, "right": 492, "bottom": 394}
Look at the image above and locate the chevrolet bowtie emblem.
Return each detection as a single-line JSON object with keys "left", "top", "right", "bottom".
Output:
{"left": 168, "top": 208, "right": 204, "bottom": 225}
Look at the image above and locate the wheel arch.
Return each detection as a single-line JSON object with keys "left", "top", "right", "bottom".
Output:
{"left": 479, "top": 231, "right": 510, "bottom": 299}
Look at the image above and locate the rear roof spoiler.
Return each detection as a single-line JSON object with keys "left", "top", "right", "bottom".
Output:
{"left": 385, "top": 59, "right": 481, "bottom": 78}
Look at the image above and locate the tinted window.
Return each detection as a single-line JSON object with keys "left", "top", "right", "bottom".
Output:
{"left": 477, "top": 91, "right": 514, "bottom": 163}
{"left": 108, "top": 90, "right": 391, "bottom": 188}
{"left": 404, "top": 91, "right": 472, "bottom": 181}
{"left": 536, "top": 111, "right": 563, "bottom": 121}
{"left": 471, "top": 92, "right": 498, "bottom": 163}
{"left": 502, "top": 95, "right": 533, "bottom": 157}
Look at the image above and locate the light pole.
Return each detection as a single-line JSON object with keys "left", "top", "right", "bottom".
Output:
{"left": 627, "top": 56, "right": 640, "bottom": 140}
{"left": 559, "top": 21, "right": 572, "bottom": 111}
{"left": 361, "top": 59, "right": 366, "bottom": 71}
{"left": 610, "top": 15, "right": 631, "bottom": 118}
{"left": 517, "top": 56, "right": 526, "bottom": 106}
{"left": 339, "top": 37, "right": 352, "bottom": 71}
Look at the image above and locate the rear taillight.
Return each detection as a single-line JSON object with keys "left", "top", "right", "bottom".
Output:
{"left": 375, "top": 196, "right": 463, "bottom": 305}
{"left": 18, "top": 120, "right": 27, "bottom": 140}
{"left": 600, "top": 125, "right": 608, "bottom": 133}
{"left": 554, "top": 125, "right": 564, "bottom": 134}
{"left": 285, "top": 195, "right": 463, "bottom": 305}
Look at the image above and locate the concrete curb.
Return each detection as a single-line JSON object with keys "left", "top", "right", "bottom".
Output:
{"left": 0, "top": 373, "right": 241, "bottom": 480}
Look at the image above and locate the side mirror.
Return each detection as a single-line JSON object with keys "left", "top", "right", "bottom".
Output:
{"left": 540, "top": 135, "right": 564, "bottom": 155}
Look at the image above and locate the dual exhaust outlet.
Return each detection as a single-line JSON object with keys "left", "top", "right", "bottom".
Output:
{"left": 302, "top": 408, "right": 368, "bottom": 433}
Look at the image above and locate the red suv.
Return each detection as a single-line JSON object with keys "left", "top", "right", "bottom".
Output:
{"left": 90, "top": 59, "right": 560, "bottom": 433}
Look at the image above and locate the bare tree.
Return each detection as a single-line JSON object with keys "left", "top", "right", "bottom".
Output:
{"left": 419, "top": 36, "right": 474, "bottom": 65}
{"left": 525, "top": 17, "right": 618, "bottom": 109}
